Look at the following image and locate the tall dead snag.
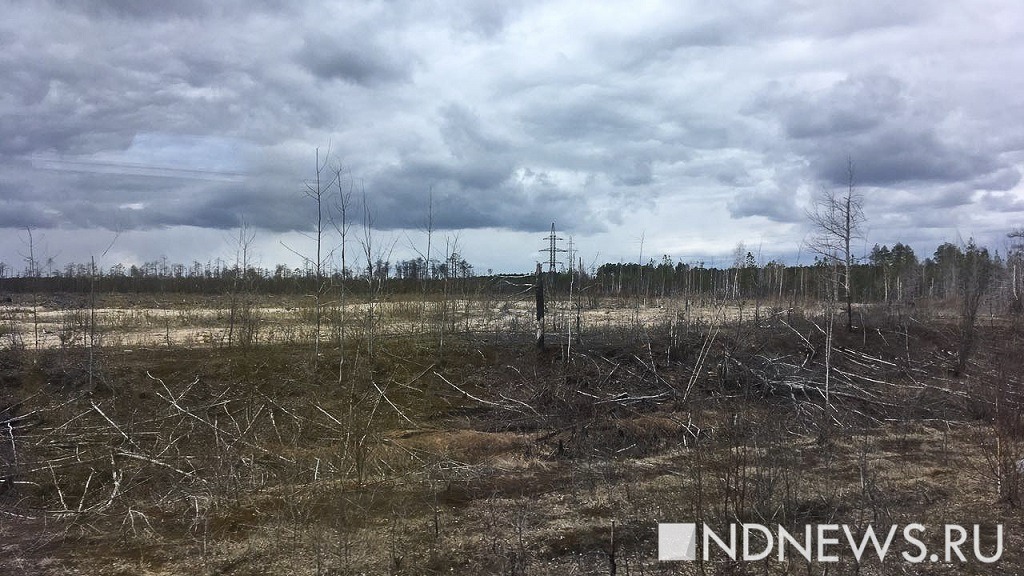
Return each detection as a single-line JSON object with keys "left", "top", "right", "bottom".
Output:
{"left": 20, "top": 227, "right": 40, "bottom": 351}
{"left": 1009, "top": 229, "right": 1024, "bottom": 313}
{"left": 227, "top": 221, "right": 257, "bottom": 349}
{"left": 806, "top": 159, "right": 865, "bottom": 331}
{"left": 332, "top": 164, "right": 353, "bottom": 382}
{"left": 955, "top": 240, "right": 993, "bottom": 375}
{"left": 282, "top": 147, "right": 338, "bottom": 374}
{"left": 535, "top": 263, "right": 545, "bottom": 349}
{"left": 307, "top": 148, "right": 327, "bottom": 370}
{"left": 357, "top": 189, "right": 396, "bottom": 362}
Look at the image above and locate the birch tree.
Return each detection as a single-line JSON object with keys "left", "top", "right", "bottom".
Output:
{"left": 806, "top": 159, "right": 865, "bottom": 331}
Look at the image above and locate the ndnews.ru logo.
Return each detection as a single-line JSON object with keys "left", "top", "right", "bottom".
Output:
{"left": 658, "top": 523, "right": 1003, "bottom": 564}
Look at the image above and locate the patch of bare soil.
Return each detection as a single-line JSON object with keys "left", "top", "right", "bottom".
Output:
{"left": 1, "top": 295, "right": 774, "bottom": 351}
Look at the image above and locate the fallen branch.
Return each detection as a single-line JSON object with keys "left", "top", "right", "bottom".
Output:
{"left": 433, "top": 371, "right": 526, "bottom": 415}
{"left": 116, "top": 450, "right": 201, "bottom": 480}
{"left": 148, "top": 372, "right": 296, "bottom": 464}
{"left": 371, "top": 380, "right": 416, "bottom": 426}
{"left": 595, "top": 392, "right": 669, "bottom": 405}
{"left": 683, "top": 325, "right": 718, "bottom": 403}
{"left": 90, "top": 400, "right": 139, "bottom": 450}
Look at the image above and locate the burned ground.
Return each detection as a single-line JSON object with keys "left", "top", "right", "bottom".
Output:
{"left": 1, "top": 301, "right": 1022, "bottom": 574}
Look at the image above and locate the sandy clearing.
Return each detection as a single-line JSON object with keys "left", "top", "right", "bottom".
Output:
{"left": 0, "top": 298, "right": 788, "bottom": 350}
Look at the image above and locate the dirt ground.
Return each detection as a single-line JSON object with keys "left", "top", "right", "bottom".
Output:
{"left": 1, "top": 295, "right": 1022, "bottom": 574}
{"left": 1, "top": 293, "right": 772, "bottom": 350}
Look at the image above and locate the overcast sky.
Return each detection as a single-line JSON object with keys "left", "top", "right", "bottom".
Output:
{"left": 2, "top": 0, "right": 1023, "bottom": 275}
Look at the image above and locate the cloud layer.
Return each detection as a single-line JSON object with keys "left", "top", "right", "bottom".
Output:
{"left": 2, "top": 0, "right": 1023, "bottom": 271}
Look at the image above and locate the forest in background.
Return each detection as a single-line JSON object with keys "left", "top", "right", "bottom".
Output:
{"left": 0, "top": 236, "right": 1019, "bottom": 311}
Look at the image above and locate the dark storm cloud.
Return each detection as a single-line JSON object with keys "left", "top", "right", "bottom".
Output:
{"left": 813, "top": 130, "right": 1001, "bottom": 188}
{"left": 159, "top": 184, "right": 310, "bottom": 232}
{"left": 727, "top": 189, "right": 802, "bottom": 223}
{"left": 2, "top": 0, "right": 1023, "bottom": 272}
{"left": 1, "top": 1, "right": 333, "bottom": 154}
{"left": 128, "top": 173, "right": 316, "bottom": 233}
{"left": 296, "top": 35, "right": 414, "bottom": 86}
{"left": 777, "top": 74, "right": 903, "bottom": 140}
{"left": 0, "top": 0, "right": 344, "bottom": 236}
{"left": 4, "top": 150, "right": 308, "bottom": 233}
{"left": 366, "top": 152, "right": 599, "bottom": 233}
{"left": 53, "top": 0, "right": 291, "bottom": 20}
{"left": 614, "top": 159, "right": 653, "bottom": 187}
{"left": 0, "top": 202, "right": 59, "bottom": 228}
{"left": 53, "top": 0, "right": 214, "bottom": 19}
{"left": 361, "top": 102, "right": 602, "bottom": 233}
{"left": 358, "top": 102, "right": 519, "bottom": 228}
{"left": 437, "top": 103, "right": 509, "bottom": 159}
{"left": 976, "top": 168, "right": 1023, "bottom": 192}
{"left": 758, "top": 72, "right": 1020, "bottom": 191}
{"left": 521, "top": 91, "right": 647, "bottom": 143}
{"left": 513, "top": 84, "right": 720, "bottom": 195}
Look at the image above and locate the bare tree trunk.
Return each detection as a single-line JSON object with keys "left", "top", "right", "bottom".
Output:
{"left": 24, "top": 227, "right": 39, "bottom": 352}
{"left": 535, "top": 263, "right": 544, "bottom": 350}
{"left": 313, "top": 149, "right": 323, "bottom": 370}
{"left": 806, "top": 158, "right": 864, "bottom": 332}
{"left": 566, "top": 258, "right": 574, "bottom": 360}
{"left": 844, "top": 187, "right": 853, "bottom": 330}
{"left": 361, "top": 189, "right": 375, "bottom": 361}
{"left": 89, "top": 256, "right": 96, "bottom": 389}
{"left": 333, "top": 166, "right": 352, "bottom": 383}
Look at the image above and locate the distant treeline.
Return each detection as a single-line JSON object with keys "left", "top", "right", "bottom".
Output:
{"left": 0, "top": 239, "right": 1021, "bottom": 309}
{"left": 590, "top": 240, "right": 1013, "bottom": 306}
{"left": 0, "top": 253, "right": 474, "bottom": 297}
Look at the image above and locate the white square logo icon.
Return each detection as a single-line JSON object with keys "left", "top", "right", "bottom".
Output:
{"left": 659, "top": 523, "right": 697, "bottom": 561}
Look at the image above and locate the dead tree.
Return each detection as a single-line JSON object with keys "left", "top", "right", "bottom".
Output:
{"left": 806, "top": 159, "right": 865, "bottom": 331}
{"left": 332, "top": 164, "right": 353, "bottom": 381}
{"left": 535, "top": 263, "right": 545, "bottom": 349}
{"left": 1009, "top": 229, "right": 1024, "bottom": 313}
{"left": 282, "top": 147, "right": 339, "bottom": 374}
{"left": 955, "top": 240, "right": 993, "bottom": 375}
{"left": 307, "top": 148, "right": 328, "bottom": 368}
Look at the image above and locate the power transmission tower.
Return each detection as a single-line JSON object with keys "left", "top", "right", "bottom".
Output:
{"left": 540, "top": 222, "right": 566, "bottom": 278}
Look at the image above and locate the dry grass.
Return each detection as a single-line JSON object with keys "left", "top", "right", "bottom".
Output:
{"left": 1, "top": 294, "right": 1022, "bottom": 574}
{"left": 0, "top": 293, "right": 791, "bottom": 351}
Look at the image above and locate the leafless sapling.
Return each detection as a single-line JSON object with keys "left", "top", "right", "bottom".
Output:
{"left": 227, "top": 221, "right": 257, "bottom": 348}
{"left": 19, "top": 227, "right": 40, "bottom": 351}
{"left": 282, "top": 147, "right": 339, "bottom": 373}
{"left": 357, "top": 188, "right": 397, "bottom": 360}
{"left": 331, "top": 164, "right": 354, "bottom": 381}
